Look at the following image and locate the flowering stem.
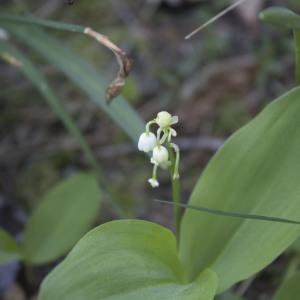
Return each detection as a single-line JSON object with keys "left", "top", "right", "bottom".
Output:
{"left": 152, "top": 164, "right": 158, "bottom": 181}
{"left": 167, "top": 143, "right": 181, "bottom": 240}
{"left": 172, "top": 172, "right": 181, "bottom": 240}
{"left": 171, "top": 143, "right": 180, "bottom": 180}
{"left": 160, "top": 130, "right": 169, "bottom": 145}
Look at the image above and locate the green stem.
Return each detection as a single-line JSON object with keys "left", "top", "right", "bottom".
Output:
{"left": 167, "top": 143, "right": 181, "bottom": 240}
{"left": 172, "top": 172, "right": 181, "bottom": 240}
{"left": 146, "top": 120, "right": 156, "bottom": 133}
{"left": 294, "top": 30, "right": 300, "bottom": 85}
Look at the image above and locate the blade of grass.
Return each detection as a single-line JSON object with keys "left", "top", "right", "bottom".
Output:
{"left": 0, "top": 13, "right": 85, "bottom": 32}
{"left": 185, "top": 0, "right": 248, "bottom": 39}
{"left": 0, "top": 22, "right": 144, "bottom": 142}
{"left": 0, "top": 40, "right": 100, "bottom": 173}
{"left": 155, "top": 199, "right": 300, "bottom": 225}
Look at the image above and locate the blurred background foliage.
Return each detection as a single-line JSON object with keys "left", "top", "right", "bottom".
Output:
{"left": 0, "top": 0, "right": 300, "bottom": 299}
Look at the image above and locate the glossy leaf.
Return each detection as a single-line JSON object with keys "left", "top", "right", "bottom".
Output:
{"left": 23, "top": 173, "right": 100, "bottom": 264}
{"left": 0, "top": 22, "right": 144, "bottom": 143}
{"left": 273, "top": 272, "right": 300, "bottom": 300}
{"left": 0, "top": 229, "right": 21, "bottom": 265}
{"left": 40, "top": 220, "right": 218, "bottom": 300}
{"left": 179, "top": 87, "right": 300, "bottom": 292}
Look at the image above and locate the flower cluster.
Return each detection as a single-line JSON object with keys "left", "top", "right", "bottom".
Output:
{"left": 138, "top": 111, "right": 180, "bottom": 188}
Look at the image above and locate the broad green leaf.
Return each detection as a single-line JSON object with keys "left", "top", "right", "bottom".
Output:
{"left": 273, "top": 272, "right": 300, "bottom": 300}
{"left": 0, "top": 21, "right": 144, "bottom": 143}
{"left": 0, "top": 40, "right": 100, "bottom": 173}
{"left": 23, "top": 173, "right": 100, "bottom": 264}
{"left": 0, "top": 228, "right": 21, "bottom": 265}
{"left": 39, "top": 220, "right": 218, "bottom": 300}
{"left": 179, "top": 87, "right": 300, "bottom": 292}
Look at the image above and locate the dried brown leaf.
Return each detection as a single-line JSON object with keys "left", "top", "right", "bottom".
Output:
{"left": 84, "top": 27, "right": 133, "bottom": 104}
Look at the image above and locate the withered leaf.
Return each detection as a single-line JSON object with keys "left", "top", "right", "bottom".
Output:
{"left": 84, "top": 27, "right": 133, "bottom": 104}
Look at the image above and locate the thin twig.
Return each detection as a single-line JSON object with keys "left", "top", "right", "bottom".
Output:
{"left": 185, "top": 0, "right": 249, "bottom": 39}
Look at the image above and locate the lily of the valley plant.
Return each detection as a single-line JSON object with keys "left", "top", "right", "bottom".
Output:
{"left": 3, "top": 6, "right": 300, "bottom": 300}
{"left": 138, "top": 111, "right": 180, "bottom": 188}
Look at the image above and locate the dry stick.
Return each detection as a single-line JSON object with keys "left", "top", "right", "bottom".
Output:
{"left": 84, "top": 27, "right": 133, "bottom": 103}
{"left": 185, "top": 0, "right": 249, "bottom": 39}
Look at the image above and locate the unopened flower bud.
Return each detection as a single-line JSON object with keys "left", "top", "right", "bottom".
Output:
{"left": 156, "top": 111, "right": 172, "bottom": 128}
{"left": 148, "top": 178, "right": 159, "bottom": 188}
{"left": 156, "top": 111, "right": 178, "bottom": 128}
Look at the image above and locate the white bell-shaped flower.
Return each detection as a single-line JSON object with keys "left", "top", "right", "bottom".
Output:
{"left": 138, "top": 132, "right": 157, "bottom": 153}
{"left": 152, "top": 145, "right": 169, "bottom": 166}
{"left": 156, "top": 111, "right": 178, "bottom": 129}
{"left": 148, "top": 178, "right": 159, "bottom": 188}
